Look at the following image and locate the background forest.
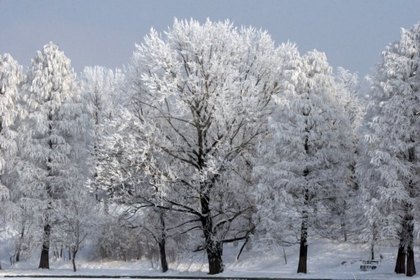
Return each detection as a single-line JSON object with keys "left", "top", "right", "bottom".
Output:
{"left": 0, "top": 19, "right": 420, "bottom": 277}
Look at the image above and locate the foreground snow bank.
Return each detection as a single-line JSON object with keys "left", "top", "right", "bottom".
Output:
{"left": 0, "top": 239, "right": 414, "bottom": 279}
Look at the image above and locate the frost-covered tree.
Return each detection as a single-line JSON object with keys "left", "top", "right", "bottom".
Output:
{"left": 253, "top": 48, "right": 354, "bottom": 274}
{"left": 122, "top": 205, "right": 178, "bottom": 272}
{"left": 358, "top": 24, "right": 420, "bottom": 277}
{"left": 335, "top": 67, "right": 364, "bottom": 132}
{"left": 331, "top": 67, "right": 364, "bottom": 242}
{"left": 96, "top": 19, "right": 281, "bottom": 274}
{"left": 5, "top": 197, "right": 38, "bottom": 263}
{"left": 96, "top": 122, "right": 192, "bottom": 272}
{"left": 81, "top": 66, "right": 121, "bottom": 126}
{"left": 80, "top": 66, "right": 129, "bottom": 261}
{"left": 56, "top": 185, "right": 97, "bottom": 272}
{"left": 0, "top": 53, "right": 24, "bottom": 200}
{"left": 17, "top": 43, "right": 87, "bottom": 269}
{"left": 0, "top": 54, "right": 26, "bottom": 266}
{"left": 80, "top": 66, "right": 124, "bottom": 183}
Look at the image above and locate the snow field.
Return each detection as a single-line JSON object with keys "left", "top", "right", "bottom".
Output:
{"left": 0, "top": 239, "right": 415, "bottom": 279}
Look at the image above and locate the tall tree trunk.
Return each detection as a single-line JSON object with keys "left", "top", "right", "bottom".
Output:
{"left": 395, "top": 240, "right": 406, "bottom": 274}
{"left": 406, "top": 247, "right": 416, "bottom": 277}
{"left": 282, "top": 243, "right": 288, "bottom": 265}
{"left": 16, "top": 226, "right": 25, "bottom": 263}
{"left": 206, "top": 240, "right": 223, "bottom": 275}
{"left": 200, "top": 183, "right": 224, "bottom": 275}
{"left": 370, "top": 243, "right": 375, "bottom": 261}
{"left": 159, "top": 212, "right": 168, "bottom": 273}
{"left": 38, "top": 223, "right": 51, "bottom": 269}
{"left": 40, "top": 117, "right": 53, "bottom": 270}
{"left": 342, "top": 222, "right": 347, "bottom": 242}
{"left": 371, "top": 222, "right": 377, "bottom": 260}
{"left": 341, "top": 202, "right": 347, "bottom": 242}
{"left": 297, "top": 132, "right": 310, "bottom": 274}
{"left": 297, "top": 176, "right": 309, "bottom": 274}
{"left": 159, "top": 241, "right": 168, "bottom": 273}
{"left": 406, "top": 214, "right": 416, "bottom": 277}
{"left": 405, "top": 147, "right": 416, "bottom": 277}
{"left": 16, "top": 251, "right": 20, "bottom": 263}
{"left": 71, "top": 249, "right": 77, "bottom": 272}
{"left": 297, "top": 212, "right": 308, "bottom": 274}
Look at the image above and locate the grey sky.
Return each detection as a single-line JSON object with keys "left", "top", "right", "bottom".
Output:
{"left": 1, "top": 0, "right": 420, "bottom": 77}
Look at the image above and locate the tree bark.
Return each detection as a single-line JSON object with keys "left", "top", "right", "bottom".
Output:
{"left": 38, "top": 223, "right": 51, "bottom": 269}
{"left": 206, "top": 240, "right": 223, "bottom": 275}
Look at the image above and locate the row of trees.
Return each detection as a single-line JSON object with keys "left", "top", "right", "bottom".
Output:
{"left": 0, "top": 19, "right": 419, "bottom": 276}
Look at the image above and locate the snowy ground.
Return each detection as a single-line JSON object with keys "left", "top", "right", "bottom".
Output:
{"left": 0, "top": 239, "right": 416, "bottom": 279}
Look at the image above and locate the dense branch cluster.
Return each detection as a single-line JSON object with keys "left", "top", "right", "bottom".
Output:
{"left": 0, "top": 19, "right": 419, "bottom": 276}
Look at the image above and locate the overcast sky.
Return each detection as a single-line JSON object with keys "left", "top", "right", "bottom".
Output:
{"left": 1, "top": 0, "right": 420, "bottom": 77}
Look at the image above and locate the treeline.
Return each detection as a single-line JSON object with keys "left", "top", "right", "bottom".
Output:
{"left": 0, "top": 19, "right": 419, "bottom": 276}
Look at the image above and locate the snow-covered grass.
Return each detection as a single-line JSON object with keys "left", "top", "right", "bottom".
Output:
{"left": 0, "top": 239, "right": 415, "bottom": 279}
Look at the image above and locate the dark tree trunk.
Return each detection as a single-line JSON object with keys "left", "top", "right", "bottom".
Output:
{"left": 41, "top": 117, "right": 53, "bottom": 270}
{"left": 16, "top": 227, "right": 25, "bottom": 263}
{"left": 370, "top": 243, "right": 374, "bottom": 261}
{"left": 200, "top": 183, "right": 224, "bottom": 275}
{"left": 370, "top": 222, "right": 377, "bottom": 260}
{"left": 159, "top": 241, "right": 168, "bottom": 273}
{"left": 38, "top": 224, "right": 51, "bottom": 269}
{"left": 341, "top": 202, "right": 347, "bottom": 242}
{"left": 395, "top": 243, "right": 406, "bottom": 274}
{"left": 158, "top": 212, "right": 168, "bottom": 273}
{"left": 342, "top": 222, "right": 347, "bottom": 242}
{"left": 406, "top": 247, "right": 416, "bottom": 277}
{"left": 405, "top": 147, "right": 416, "bottom": 277}
{"left": 206, "top": 240, "right": 223, "bottom": 275}
{"left": 406, "top": 214, "right": 416, "bottom": 277}
{"left": 71, "top": 250, "right": 77, "bottom": 272}
{"left": 282, "top": 244, "right": 287, "bottom": 265}
{"left": 236, "top": 237, "right": 249, "bottom": 261}
{"left": 297, "top": 133, "right": 310, "bottom": 274}
{"left": 297, "top": 214, "right": 308, "bottom": 274}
